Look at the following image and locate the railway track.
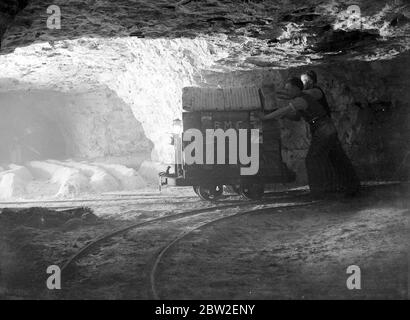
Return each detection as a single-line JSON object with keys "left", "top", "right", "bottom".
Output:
{"left": 148, "top": 201, "right": 319, "bottom": 300}
{"left": 0, "top": 194, "right": 199, "bottom": 208}
{"left": 60, "top": 194, "right": 307, "bottom": 274}
{"left": 2, "top": 182, "right": 398, "bottom": 211}
{"left": 59, "top": 192, "right": 319, "bottom": 299}
{"left": 1, "top": 181, "right": 399, "bottom": 210}
{"left": 0, "top": 189, "right": 309, "bottom": 211}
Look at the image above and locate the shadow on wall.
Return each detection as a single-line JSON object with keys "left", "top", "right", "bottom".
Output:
{"left": 0, "top": 86, "right": 153, "bottom": 167}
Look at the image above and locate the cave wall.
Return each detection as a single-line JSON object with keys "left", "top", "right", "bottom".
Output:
{"left": 304, "top": 56, "right": 410, "bottom": 182}
{"left": 101, "top": 39, "right": 219, "bottom": 163}
{"left": 0, "top": 0, "right": 28, "bottom": 45}
{"left": 0, "top": 38, "right": 220, "bottom": 164}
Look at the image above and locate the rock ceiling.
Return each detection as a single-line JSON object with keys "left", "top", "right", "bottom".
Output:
{"left": 0, "top": 0, "right": 409, "bottom": 69}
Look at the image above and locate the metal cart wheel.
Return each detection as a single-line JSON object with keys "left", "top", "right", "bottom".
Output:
{"left": 225, "top": 185, "right": 241, "bottom": 195}
{"left": 197, "top": 185, "right": 223, "bottom": 201}
{"left": 239, "top": 184, "right": 265, "bottom": 200}
{"left": 193, "top": 185, "right": 199, "bottom": 195}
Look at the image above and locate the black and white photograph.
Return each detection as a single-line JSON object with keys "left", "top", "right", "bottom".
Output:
{"left": 0, "top": 0, "right": 409, "bottom": 305}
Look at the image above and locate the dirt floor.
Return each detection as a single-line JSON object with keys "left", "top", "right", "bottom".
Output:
{"left": 0, "top": 182, "right": 409, "bottom": 300}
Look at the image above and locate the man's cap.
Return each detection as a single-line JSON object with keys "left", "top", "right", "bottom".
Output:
{"left": 303, "top": 70, "right": 318, "bottom": 83}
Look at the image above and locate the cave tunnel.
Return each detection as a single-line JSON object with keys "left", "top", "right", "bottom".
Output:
{"left": 0, "top": 0, "right": 409, "bottom": 302}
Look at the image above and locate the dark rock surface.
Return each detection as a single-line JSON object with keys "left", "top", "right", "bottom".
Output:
{"left": 0, "top": 0, "right": 28, "bottom": 45}
{"left": 0, "top": 206, "right": 96, "bottom": 229}
{"left": 1, "top": 0, "right": 409, "bottom": 66}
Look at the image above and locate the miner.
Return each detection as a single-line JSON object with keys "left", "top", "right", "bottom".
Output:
{"left": 259, "top": 77, "right": 360, "bottom": 198}
{"left": 300, "top": 70, "right": 362, "bottom": 195}
{"left": 300, "top": 70, "right": 338, "bottom": 192}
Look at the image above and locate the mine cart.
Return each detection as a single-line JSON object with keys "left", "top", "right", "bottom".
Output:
{"left": 159, "top": 86, "right": 295, "bottom": 200}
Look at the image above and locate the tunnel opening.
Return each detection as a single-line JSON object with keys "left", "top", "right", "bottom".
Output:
{"left": 0, "top": 87, "right": 153, "bottom": 200}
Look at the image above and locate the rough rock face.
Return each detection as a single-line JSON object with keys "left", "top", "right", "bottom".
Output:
{"left": 0, "top": 37, "right": 218, "bottom": 163}
{"left": 0, "top": 0, "right": 28, "bottom": 45}
{"left": 0, "top": 0, "right": 409, "bottom": 192}
{"left": 1, "top": 0, "right": 409, "bottom": 65}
